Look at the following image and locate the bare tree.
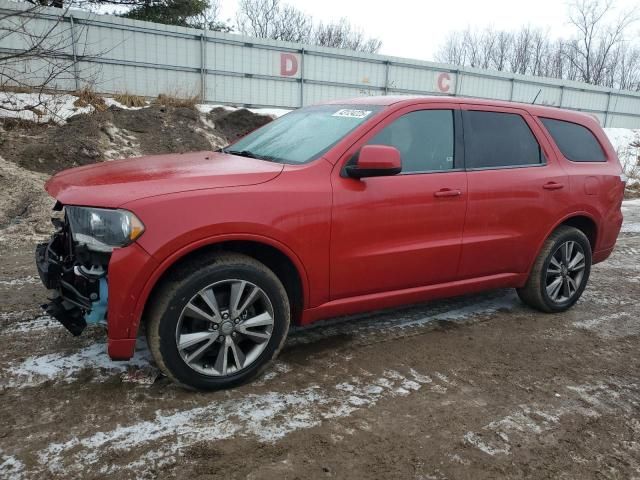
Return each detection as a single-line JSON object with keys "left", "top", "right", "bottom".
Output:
{"left": 236, "top": 0, "right": 309, "bottom": 41}
{"left": 434, "top": 1, "right": 639, "bottom": 91}
{"left": 236, "top": 0, "right": 381, "bottom": 52}
{"left": 565, "top": 0, "right": 638, "bottom": 85}
{"left": 435, "top": 31, "right": 467, "bottom": 65}
{"left": 313, "top": 18, "right": 381, "bottom": 53}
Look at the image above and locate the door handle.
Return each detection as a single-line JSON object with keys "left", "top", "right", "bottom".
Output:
{"left": 434, "top": 188, "right": 462, "bottom": 198}
{"left": 543, "top": 182, "right": 564, "bottom": 190}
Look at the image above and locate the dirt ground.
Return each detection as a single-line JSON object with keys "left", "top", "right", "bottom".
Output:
{"left": 0, "top": 201, "right": 638, "bottom": 479}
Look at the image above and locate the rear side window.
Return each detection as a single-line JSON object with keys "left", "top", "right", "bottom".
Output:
{"left": 540, "top": 118, "right": 606, "bottom": 162}
{"left": 463, "top": 111, "right": 543, "bottom": 169}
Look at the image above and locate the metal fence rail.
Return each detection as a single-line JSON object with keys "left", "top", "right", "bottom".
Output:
{"left": 2, "top": 0, "right": 640, "bottom": 128}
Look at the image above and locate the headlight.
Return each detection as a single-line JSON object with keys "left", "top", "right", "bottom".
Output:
{"left": 66, "top": 206, "right": 145, "bottom": 252}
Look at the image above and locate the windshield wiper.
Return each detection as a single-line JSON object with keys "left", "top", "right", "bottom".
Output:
{"left": 223, "top": 148, "right": 259, "bottom": 158}
{"left": 222, "top": 148, "right": 282, "bottom": 163}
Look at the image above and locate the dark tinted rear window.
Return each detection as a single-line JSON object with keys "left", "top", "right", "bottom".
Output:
{"left": 540, "top": 118, "right": 606, "bottom": 162}
{"left": 464, "top": 111, "right": 543, "bottom": 169}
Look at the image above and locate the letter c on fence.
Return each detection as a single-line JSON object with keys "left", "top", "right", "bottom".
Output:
{"left": 280, "top": 53, "right": 299, "bottom": 76}
{"left": 437, "top": 72, "right": 451, "bottom": 93}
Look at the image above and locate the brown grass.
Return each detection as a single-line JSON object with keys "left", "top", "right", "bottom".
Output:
{"left": 0, "top": 84, "right": 36, "bottom": 94}
{"left": 73, "top": 86, "right": 107, "bottom": 112}
{"left": 113, "top": 92, "right": 147, "bottom": 108}
{"left": 153, "top": 93, "right": 199, "bottom": 110}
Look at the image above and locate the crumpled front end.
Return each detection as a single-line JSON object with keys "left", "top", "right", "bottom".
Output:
{"left": 35, "top": 207, "right": 110, "bottom": 336}
{"left": 35, "top": 204, "right": 158, "bottom": 360}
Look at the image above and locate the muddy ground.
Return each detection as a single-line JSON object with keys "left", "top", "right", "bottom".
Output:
{"left": 0, "top": 201, "right": 638, "bottom": 479}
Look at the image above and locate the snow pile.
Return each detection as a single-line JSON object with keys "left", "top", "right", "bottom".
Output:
{"left": 605, "top": 128, "right": 640, "bottom": 184}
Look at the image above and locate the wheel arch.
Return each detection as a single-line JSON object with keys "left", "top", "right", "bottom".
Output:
{"left": 134, "top": 235, "right": 309, "bottom": 338}
{"left": 560, "top": 215, "right": 598, "bottom": 252}
{"left": 526, "top": 212, "right": 599, "bottom": 279}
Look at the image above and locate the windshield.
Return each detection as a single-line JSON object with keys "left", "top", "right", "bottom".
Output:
{"left": 224, "top": 105, "right": 382, "bottom": 164}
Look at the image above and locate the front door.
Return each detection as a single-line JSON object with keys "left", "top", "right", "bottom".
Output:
{"left": 329, "top": 105, "right": 468, "bottom": 300}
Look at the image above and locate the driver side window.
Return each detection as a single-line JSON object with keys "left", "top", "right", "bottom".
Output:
{"left": 367, "top": 109, "right": 455, "bottom": 173}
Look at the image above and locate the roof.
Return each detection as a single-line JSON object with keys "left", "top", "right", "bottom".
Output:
{"left": 327, "top": 95, "right": 597, "bottom": 124}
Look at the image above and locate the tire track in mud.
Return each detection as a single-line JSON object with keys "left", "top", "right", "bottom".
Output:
{"left": 34, "top": 367, "right": 446, "bottom": 477}
{"left": 462, "top": 376, "right": 640, "bottom": 471}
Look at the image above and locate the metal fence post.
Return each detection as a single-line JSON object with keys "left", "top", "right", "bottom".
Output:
{"left": 604, "top": 91, "right": 613, "bottom": 127}
{"left": 384, "top": 61, "right": 390, "bottom": 95}
{"left": 69, "top": 15, "right": 80, "bottom": 91}
{"left": 559, "top": 85, "right": 565, "bottom": 107}
{"left": 509, "top": 77, "right": 515, "bottom": 101}
{"left": 200, "top": 32, "right": 207, "bottom": 102}
{"left": 454, "top": 70, "right": 461, "bottom": 96}
{"left": 299, "top": 48, "right": 305, "bottom": 107}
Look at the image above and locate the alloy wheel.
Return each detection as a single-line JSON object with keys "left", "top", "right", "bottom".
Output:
{"left": 545, "top": 240, "right": 587, "bottom": 303}
{"left": 175, "top": 279, "right": 275, "bottom": 377}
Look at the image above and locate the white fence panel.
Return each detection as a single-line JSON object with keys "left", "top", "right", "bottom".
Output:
{"left": 1, "top": 0, "right": 640, "bottom": 127}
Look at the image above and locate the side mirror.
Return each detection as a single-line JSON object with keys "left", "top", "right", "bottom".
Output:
{"left": 345, "top": 145, "right": 402, "bottom": 179}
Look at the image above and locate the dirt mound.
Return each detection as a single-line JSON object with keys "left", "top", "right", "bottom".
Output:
{"left": 0, "top": 104, "right": 276, "bottom": 245}
{"left": 0, "top": 156, "right": 52, "bottom": 246}
{"left": 109, "top": 105, "right": 215, "bottom": 157}
{"left": 0, "top": 105, "right": 230, "bottom": 175}
{"left": 208, "top": 108, "right": 273, "bottom": 142}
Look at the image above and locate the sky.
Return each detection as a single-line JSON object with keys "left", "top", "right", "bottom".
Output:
{"left": 217, "top": 0, "right": 640, "bottom": 61}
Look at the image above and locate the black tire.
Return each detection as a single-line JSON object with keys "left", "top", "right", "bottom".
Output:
{"left": 145, "top": 252, "right": 290, "bottom": 391}
{"left": 517, "top": 226, "right": 592, "bottom": 313}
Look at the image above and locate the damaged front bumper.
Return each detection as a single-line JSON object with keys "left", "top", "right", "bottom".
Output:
{"left": 35, "top": 217, "right": 110, "bottom": 336}
{"left": 35, "top": 208, "right": 158, "bottom": 360}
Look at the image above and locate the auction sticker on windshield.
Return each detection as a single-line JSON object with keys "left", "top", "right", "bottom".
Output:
{"left": 332, "top": 109, "right": 372, "bottom": 119}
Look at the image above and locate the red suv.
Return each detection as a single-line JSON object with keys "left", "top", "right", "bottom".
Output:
{"left": 36, "top": 96, "right": 625, "bottom": 390}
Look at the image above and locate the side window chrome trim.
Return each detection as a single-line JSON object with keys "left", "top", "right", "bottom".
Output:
{"left": 398, "top": 168, "right": 465, "bottom": 176}
{"left": 465, "top": 162, "right": 547, "bottom": 172}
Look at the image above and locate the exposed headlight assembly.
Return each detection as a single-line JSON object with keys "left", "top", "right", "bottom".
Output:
{"left": 66, "top": 206, "right": 145, "bottom": 252}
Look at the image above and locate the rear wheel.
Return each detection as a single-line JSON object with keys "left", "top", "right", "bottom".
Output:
{"left": 146, "top": 253, "right": 290, "bottom": 390}
{"left": 517, "top": 226, "right": 592, "bottom": 313}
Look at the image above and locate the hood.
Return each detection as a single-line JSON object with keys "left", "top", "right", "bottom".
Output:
{"left": 45, "top": 151, "right": 284, "bottom": 208}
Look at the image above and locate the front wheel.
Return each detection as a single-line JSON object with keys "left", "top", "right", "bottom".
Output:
{"left": 146, "top": 253, "right": 290, "bottom": 390}
{"left": 517, "top": 226, "right": 592, "bottom": 313}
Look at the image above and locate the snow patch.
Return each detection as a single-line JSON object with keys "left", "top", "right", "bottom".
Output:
{"left": 2, "top": 340, "right": 153, "bottom": 388}
{"left": 2, "top": 316, "right": 60, "bottom": 334}
{"left": 464, "top": 380, "right": 640, "bottom": 457}
{"left": 38, "top": 368, "right": 431, "bottom": 475}
{"left": 0, "top": 450, "right": 25, "bottom": 480}
{"left": 103, "top": 97, "right": 148, "bottom": 110}
{"left": 0, "top": 276, "right": 39, "bottom": 287}
{"left": 0, "top": 92, "right": 93, "bottom": 124}
{"left": 605, "top": 128, "right": 640, "bottom": 184}
{"left": 573, "top": 311, "right": 640, "bottom": 338}
{"left": 196, "top": 103, "right": 290, "bottom": 118}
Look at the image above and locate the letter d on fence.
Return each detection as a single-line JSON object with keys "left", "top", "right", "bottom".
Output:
{"left": 280, "top": 53, "right": 299, "bottom": 76}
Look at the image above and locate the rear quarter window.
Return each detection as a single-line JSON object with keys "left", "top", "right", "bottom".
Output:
{"left": 540, "top": 118, "right": 606, "bottom": 162}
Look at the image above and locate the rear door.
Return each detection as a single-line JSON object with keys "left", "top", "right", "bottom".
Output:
{"left": 330, "top": 104, "right": 468, "bottom": 299}
{"left": 458, "top": 105, "right": 569, "bottom": 279}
